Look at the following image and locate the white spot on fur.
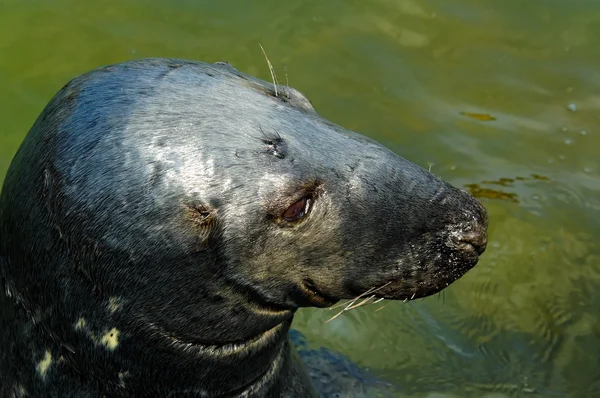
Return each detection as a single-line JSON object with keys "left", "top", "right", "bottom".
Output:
{"left": 37, "top": 350, "right": 52, "bottom": 378}
{"left": 101, "top": 328, "right": 120, "bottom": 350}
{"left": 13, "top": 384, "right": 27, "bottom": 397}
{"left": 74, "top": 317, "right": 122, "bottom": 351}
{"left": 118, "top": 370, "right": 130, "bottom": 387}
{"left": 74, "top": 317, "right": 86, "bottom": 330}
{"left": 108, "top": 297, "right": 122, "bottom": 313}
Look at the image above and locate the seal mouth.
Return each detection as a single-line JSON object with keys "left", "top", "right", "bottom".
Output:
{"left": 300, "top": 278, "right": 339, "bottom": 308}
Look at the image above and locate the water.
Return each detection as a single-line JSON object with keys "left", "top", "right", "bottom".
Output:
{"left": 1, "top": 0, "right": 599, "bottom": 396}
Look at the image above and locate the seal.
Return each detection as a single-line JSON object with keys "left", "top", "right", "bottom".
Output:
{"left": 0, "top": 58, "right": 487, "bottom": 397}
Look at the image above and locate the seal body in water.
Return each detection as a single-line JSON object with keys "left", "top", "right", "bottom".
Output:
{"left": 0, "top": 58, "right": 487, "bottom": 397}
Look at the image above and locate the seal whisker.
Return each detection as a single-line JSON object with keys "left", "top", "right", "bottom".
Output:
{"left": 342, "top": 281, "right": 392, "bottom": 307}
{"left": 344, "top": 295, "right": 377, "bottom": 311}
{"left": 328, "top": 299, "right": 356, "bottom": 311}
{"left": 327, "top": 285, "right": 379, "bottom": 311}
{"left": 375, "top": 301, "right": 392, "bottom": 312}
{"left": 324, "top": 311, "right": 343, "bottom": 323}
{"left": 258, "top": 43, "right": 278, "bottom": 97}
{"left": 325, "top": 294, "right": 368, "bottom": 323}
{"left": 352, "top": 281, "right": 393, "bottom": 301}
{"left": 328, "top": 283, "right": 384, "bottom": 311}
{"left": 325, "top": 281, "right": 393, "bottom": 323}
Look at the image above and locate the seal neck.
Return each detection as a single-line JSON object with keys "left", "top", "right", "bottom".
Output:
{"left": 116, "top": 316, "right": 317, "bottom": 396}
{"left": 0, "top": 288, "right": 317, "bottom": 397}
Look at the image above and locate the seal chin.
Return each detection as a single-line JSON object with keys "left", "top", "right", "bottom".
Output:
{"left": 376, "top": 263, "right": 479, "bottom": 301}
{"left": 331, "top": 232, "right": 487, "bottom": 304}
{"left": 297, "top": 240, "right": 486, "bottom": 307}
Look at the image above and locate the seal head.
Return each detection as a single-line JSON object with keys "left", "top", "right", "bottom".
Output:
{"left": 0, "top": 58, "right": 487, "bottom": 397}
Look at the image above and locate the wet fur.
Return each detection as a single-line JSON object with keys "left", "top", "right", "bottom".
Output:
{"left": 0, "top": 59, "right": 487, "bottom": 397}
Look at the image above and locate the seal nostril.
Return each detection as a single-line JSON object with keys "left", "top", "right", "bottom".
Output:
{"left": 458, "top": 229, "right": 488, "bottom": 255}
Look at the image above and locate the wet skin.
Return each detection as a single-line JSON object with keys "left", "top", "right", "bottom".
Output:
{"left": 0, "top": 58, "right": 487, "bottom": 397}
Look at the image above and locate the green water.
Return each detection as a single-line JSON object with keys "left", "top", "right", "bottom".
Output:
{"left": 1, "top": 1, "right": 599, "bottom": 396}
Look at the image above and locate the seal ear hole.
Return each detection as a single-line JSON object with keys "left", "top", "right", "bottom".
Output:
{"left": 184, "top": 203, "right": 222, "bottom": 251}
{"left": 187, "top": 204, "right": 213, "bottom": 225}
{"left": 259, "top": 132, "right": 286, "bottom": 159}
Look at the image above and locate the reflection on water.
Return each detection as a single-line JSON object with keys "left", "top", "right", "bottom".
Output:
{"left": 465, "top": 174, "right": 550, "bottom": 203}
{"left": 1, "top": 0, "right": 599, "bottom": 396}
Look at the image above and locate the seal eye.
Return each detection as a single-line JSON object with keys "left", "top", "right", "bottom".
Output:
{"left": 283, "top": 197, "right": 312, "bottom": 222}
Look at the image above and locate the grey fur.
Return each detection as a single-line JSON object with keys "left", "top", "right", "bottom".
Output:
{"left": 0, "top": 58, "right": 487, "bottom": 397}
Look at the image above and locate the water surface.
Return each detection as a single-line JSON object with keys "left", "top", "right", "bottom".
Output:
{"left": 1, "top": 1, "right": 599, "bottom": 396}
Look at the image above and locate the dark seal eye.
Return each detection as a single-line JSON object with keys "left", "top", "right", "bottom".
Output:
{"left": 283, "top": 197, "right": 312, "bottom": 222}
